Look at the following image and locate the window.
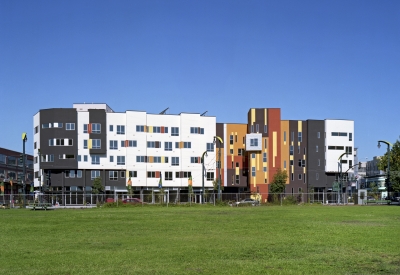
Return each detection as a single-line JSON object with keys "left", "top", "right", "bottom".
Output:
{"left": 110, "top": 156, "right": 114, "bottom": 162}
{"left": 165, "top": 172, "right": 173, "bottom": 181}
{"left": 147, "top": 171, "right": 157, "bottom": 178}
{"left": 77, "top": 155, "right": 81, "bottom": 162}
{"left": 165, "top": 142, "right": 172, "bottom": 151}
{"left": 298, "top": 146, "right": 300, "bottom": 154}
{"left": 251, "top": 125, "right": 254, "bottom": 133}
{"left": 84, "top": 155, "right": 88, "bottom": 162}
{"left": 136, "top": 125, "right": 145, "bottom": 132}
{"left": 230, "top": 149, "right": 233, "bottom": 154}
{"left": 190, "top": 127, "right": 204, "bottom": 134}
{"left": 171, "top": 127, "right": 179, "bottom": 136}
{"left": 109, "top": 171, "right": 118, "bottom": 180}
{"left": 284, "top": 160, "right": 286, "bottom": 169}
{"left": 183, "top": 142, "right": 191, "bottom": 148}
{"left": 252, "top": 153, "right": 255, "bottom": 159}
{"left": 238, "top": 148, "right": 244, "bottom": 156}
{"left": 298, "top": 159, "right": 302, "bottom": 167}
{"left": 290, "top": 146, "right": 294, "bottom": 155}
{"left": 190, "top": 157, "right": 200, "bottom": 163}
{"left": 250, "top": 138, "right": 258, "bottom": 147}
{"left": 109, "top": 140, "right": 118, "bottom": 150}
{"left": 263, "top": 167, "right": 267, "bottom": 172}
{"left": 120, "top": 171, "right": 125, "bottom": 178}
{"left": 128, "top": 140, "right": 137, "bottom": 147}
{"left": 49, "top": 139, "right": 54, "bottom": 146}
{"left": 117, "top": 125, "right": 125, "bottom": 134}
{"left": 290, "top": 160, "right": 294, "bottom": 166}
{"left": 154, "top": 157, "right": 161, "bottom": 163}
{"left": 216, "top": 161, "right": 221, "bottom": 168}
{"left": 349, "top": 133, "right": 353, "bottom": 141}
{"left": 109, "top": 125, "right": 113, "bottom": 132}
{"left": 317, "top": 132, "right": 320, "bottom": 139}
{"left": 92, "top": 139, "right": 101, "bottom": 149}
{"left": 77, "top": 170, "right": 82, "bottom": 178}
{"left": 236, "top": 162, "right": 239, "bottom": 168}
{"left": 346, "top": 147, "right": 352, "bottom": 154}
{"left": 349, "top": 160, "right": 353, "bottom": 167}
{"left": 92, "top": 123, "right": 101, "bottom": 134}
{"left": 172, "top": 157, "right": 179, "bottom": 166}
{"left": 263, "top": 153, "right": 267, "bottom": 162}
{"left": 42, "top": 123, "right": 51, "bottom": 128}
{"left": 136, "top": 156, "right": 146, "bottom": 163}
{"left": 83, "top": 124, "right": 88, "bottom": 133}
{"left": 35, "top": 126, "right": 38, "bottom": 134}
{"left": 302, "top": 160, "right": 306, "bottom": 167}
{"left": 298, "top": 174, "right": 302, "bottom": 180}
{"left": 291, "top": 173, "right": 294, "bottom": 181}
{"left": 298, "top": 132, "right": 302, "bottom": 142}
{"left": 66, "top": 123, "right": 75, "bottom": 130}
{"left": 251, "top": 167, "right": 256, "bottom": 177}
{"left": 176, "top": 171, "right": 191, "bottom": 178}
{"left": 291, "top": 132, "right": 294, "bottom": 141}
{"left": 206, "top": 172, "right": 214, "bottom": 181}
{"left": 206, "top": 143, "right": 214, "bottom": 152}
{"left": 147, "top": 141, "right": 161, "bottom": 148}
{"left": 117, "top": 156, "right": 125, "bottom": 165}
{"left": 316, "top": 145, "right": 318, "bottom": 152}
{"left": 91, "top": 170, "right": 100, "bottom": 180}
{"left": 256, "top": 124, "right": 259, "bottom": 133}
{"left": 264, "top": 139, "right": 267, "bottom": 148}
{"left": 283, "top": 131, "right": 286, "bottom": 142}
{"left": 316, "top": 173, "right": 319, "bottom": 180}
{"left": 230, "top": 135, "right": 234, "bottom": 145}
{"left": 129, "top": 171, "right": 137, "bottom": 178}
{"left": 264, "top": 125, "right": 267, "bottom": 133}
{"left": 91, "top": 156, "right": 100, "bottom": 165}
{"left": 318, "top": 159, "right": 320, "bottom": 166}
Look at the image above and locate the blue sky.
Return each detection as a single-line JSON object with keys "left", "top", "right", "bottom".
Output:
{"left": 1, "top": 0, "right": 399, "bottom": 160}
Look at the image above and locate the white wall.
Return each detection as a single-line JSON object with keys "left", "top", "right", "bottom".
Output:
{"left": 325, "top": 119, "right": 354, "bottom": 173}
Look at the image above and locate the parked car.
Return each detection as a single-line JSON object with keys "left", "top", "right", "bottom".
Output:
{"left": 385, "top": 196, "right": 400, "bottom": 205}
{"left": 122, "top": 198, "right": 145, "bottom": 204}
{"left": 236, "top": 198, "right": 259, "bottom": 206}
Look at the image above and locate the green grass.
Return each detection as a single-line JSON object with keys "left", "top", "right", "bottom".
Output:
{"left": 1, "top": 205, "right": 400, "bottom": 275}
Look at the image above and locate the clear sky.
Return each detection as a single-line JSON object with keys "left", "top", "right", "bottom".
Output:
{"left": 1, "top": 0, "right": 399, "bottom": 160}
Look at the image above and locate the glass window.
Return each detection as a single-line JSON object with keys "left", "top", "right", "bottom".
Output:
{"left": 83, "top": 140, "right": 88, "bottom": 149}
{"left": 171, "top": 127, "right": 179, "bottom": 136}
{"left": 109, "top": 125, "right": 113, "bottom": 132}
{"left": 251, "top": 167, "right": 256, "bottom": 177}
{"left": 91, "top": 170, "right": 100, "bottom": 180}
{"left": 110, "top": 140, "right": 118, "bottom": 150}
{"left": 83, "top": 124, "right": 88, "bottom": 133}
{"left": 66, "top": 123, "right": 75, "bottom": 130}
{"left": 84, "top": 155, "right": 88, "bottom": 162}
{"left": 117, "top": 156, "right": 125, "bottom": 165}
{"left": 165, "top": 142, "right": 172, "bottom": 151}
{"left": 91, "top": 156, "right": 100, "bottom": 165}
{"left": 109, "top": 171, "right": 118, "bottom": 180}
{"left": 92, "top": 139, "right": 101, "bottom": 149}
{"left": 117, "top": 125, "right": 125, "bottom": 134}
{"left": 172, "top": 157, "right": 179, "bottom": 166}
{"left": 92, "top": 123, "right": 101, "bottom": 134}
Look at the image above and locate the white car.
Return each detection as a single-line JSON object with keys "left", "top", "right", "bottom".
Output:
{"left": 236, "top": 198, "right": 259, "bottom": 206}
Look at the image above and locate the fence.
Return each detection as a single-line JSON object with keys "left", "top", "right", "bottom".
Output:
{"left": 1, "top": 191, "right": 395, "bottom": 208}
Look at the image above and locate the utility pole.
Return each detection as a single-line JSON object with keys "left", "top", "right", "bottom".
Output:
{"left": 22, "top": 133, "right": 27, "bottom": 208}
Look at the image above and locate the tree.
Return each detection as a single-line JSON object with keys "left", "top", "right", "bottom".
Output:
{"left": 270, "top": 168, "right": 288, "bottom": 194}
{"left": 92, "top": 177, "right": 104, "bottom": 206}
{"left": 378, "top": 140, "right": 400, "bottom": 193}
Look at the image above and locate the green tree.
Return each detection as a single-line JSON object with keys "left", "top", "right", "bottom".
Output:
{"left": 270, "top": 168, "right": 288, "bottom": 194}
{"left": 378, "top": 140, "right": 400, "bottom": 193}
{"left": 92, "top": 177, "right": 104, "bottom": 206}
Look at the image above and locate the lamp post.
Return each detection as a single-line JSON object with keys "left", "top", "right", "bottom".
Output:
{"left": 201, "top": 151, "right": 208, "bottom": 204}
{"left": 22, "top": 133, "right": 27, "bottom": 208}
{"left": 337, "top": 152, "right": 348, "bottom": 204}
{"left": 214, "top": 136, "right": 223, "bottom": 201}
{"left": 378, "top": 140, "right": 392, "bottom": 194}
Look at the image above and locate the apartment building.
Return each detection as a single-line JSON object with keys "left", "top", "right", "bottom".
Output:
{"left": 33, "top": 104, "right": 216, "bottom": 204}
{"left": 33, "top": 104, "right": 354, "bottom": 204}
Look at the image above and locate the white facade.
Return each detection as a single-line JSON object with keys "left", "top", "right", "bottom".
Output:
{"left": 325, "top": 119, "right": 354, "bottom": 173}
{"left": 33, "top": 112, "right": 41, "bottom": 187}
{"left": 75, "top": 108, "right": 216, "bottom": 189}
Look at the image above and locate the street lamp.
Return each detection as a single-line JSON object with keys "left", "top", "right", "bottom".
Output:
{"left": 337, "top": 152, "right": 348, "bottom": 204}
{"left": 213, "top": 136, "right": 223, "bottom": 201}
{"left": 378, "top": 140, "right": 392, "bottom": 194}
{"left": 201, "top": 151, "right": 208, "bottom": 204}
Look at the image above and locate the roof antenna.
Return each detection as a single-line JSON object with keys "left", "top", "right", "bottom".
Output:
{"left": 160, "top": 107, "right": 169, "bottom": 114}
{"left": 200, "top": 111, "right": 208, "bottom": 116}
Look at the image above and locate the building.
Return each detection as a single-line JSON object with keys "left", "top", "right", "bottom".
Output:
{"left": 0, "top": 147, "right": 34, "bottom": 197}
{"left": 33, "top": 104, "right": 354, "bottom": 205}
{"left": 33, "top": 104, "right": 216, "bottom": 204}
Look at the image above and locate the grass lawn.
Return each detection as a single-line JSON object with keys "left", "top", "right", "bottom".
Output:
{"left": 1, "top": 205, "right": 399, "bottom": 275}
